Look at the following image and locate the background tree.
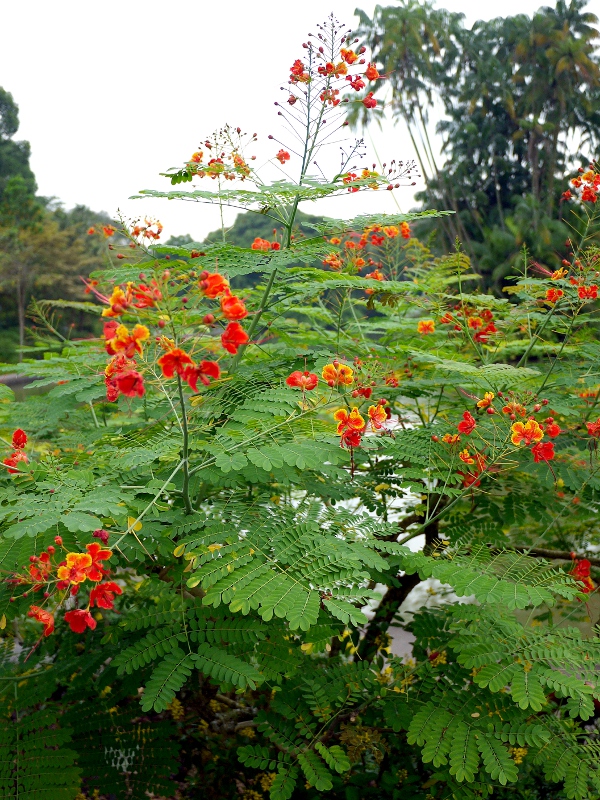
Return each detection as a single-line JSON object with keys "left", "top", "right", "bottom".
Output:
{"left": 356, "top": 0, "right": 600, "bottom": 288}
{"left": 0, "top": 87, "right": 36, "bottom": 200}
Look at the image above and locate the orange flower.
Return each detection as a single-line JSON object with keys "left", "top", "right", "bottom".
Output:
{"left": 27, "top": 606, "right": 54, "bottom": 637}
{"left": 400, "top": 222, "right": 410, "bottom": 239}
{"left": 334, "top": 407, "right": 366, "bottom": 434}
{"left": 57, "top": 552, "right": 93, "bottom": 585}
{"left": 158, "top": 348, "right": 194, "bottom": 378}
{"left": 221, "top": 322, "right": 249, "bottom": 354}
{"left": 476, "top": 392, "right": 495, "bottom": 409}
{"left": 417, "top": 320, "right": 435, "bottom": 335}
{"left": 89, "top": 581, "right": 123, "bottom": 609}
{"left": 511, "top": 419, "right": 544, "bottom": 446}
{"left": 383, "top": 226, "right": 399, "bottom": 238}
{"left": 551, "top": 268, "right": 568, "bottom": 280}
{"left": 340, "top": 48, "right": 358, "bottom": 64}
{"left": 459, "top": 448, "right": 475, "bottom": 465}
{"left": 579, "top": 285, "right": 598, "bottom": 300}
{"left": 28, "top": 552, "right": 52, "bottom": 586}
{"left": 64, "top": 609, "right": 97, "bottom": 633}
{"left": 545, "top": 288, "right": 564, "bottom": 304}
{"left": 251, "top": 237, "right": 271, "bottom": 252}
{"left": 368, "top": 404, "right": 387, "bottom": 431}
{"left": 85, "top": 542, "right": 112, "bottom": 582}
{"left": 442, "top": 433, "right": 460, "bottom": 444}
{"left": 220, "top": 291, "right": 248, "bottom": 321}
{"left": 323, "top": 253, "right": 343, "bottom": 270}
{"left": 102, "top": 225, "right": 116, "bottom": 238}
{"left": 502, "top": 401, "right": 526, "bottom": 417}
{"left": 365, "top": 63, "right": 380, "bottom": 80}
{"left": 133, "top": 280, "right": 162, "bottom": 308}
{"left": 322, "top": 363, "right": 354, "bottom": 387}
{"left": 199, "top": 272, "right": 229, "bottom": 298}
{"left": 101, "top": 285, "right": 131, "bottom": 318}
{"left": 275, "top": 149, "right": 290, "bottom": 164}
{"left": 104, "top": 323, "right": 150, "bottom": 358}
{"left": 286, "top": 371, "right": 318, "bottom": 390}
{"left": 364, "top": 269, "right": 384, "bottom": 295}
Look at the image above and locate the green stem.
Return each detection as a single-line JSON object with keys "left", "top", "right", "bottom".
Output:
{"left": 176, "top": 375, "right": 192, "bottom": 514}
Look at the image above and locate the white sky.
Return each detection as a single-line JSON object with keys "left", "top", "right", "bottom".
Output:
{"left": 2, "top": 0, "right": 558, "bottom": 241}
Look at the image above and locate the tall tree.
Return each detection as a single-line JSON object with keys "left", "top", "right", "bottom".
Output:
{"left": 356, "top": 0, "right": 600, "bottom": 287}
{"left": 0, "top": 88, "right": 36, "bottom": 200}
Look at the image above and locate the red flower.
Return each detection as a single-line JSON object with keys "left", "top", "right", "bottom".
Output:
{"left": 531, "top": 441, "right": 555, "bottom": 463}
{"left": 89, "top": 581, "right": 123, "bottom": 610}
{"left": 578, "top": 285, "right": 598, "bottom": 300}
{"left": 270, "top": 241, "right": 280, "bottom": 250}
{"left": 364, "top": 63, "right": 380, "bottom": 80}
{"left": 275, "top": 149, "right": 290, "bottom": 164}
{"left": 362, "top": 92, "right": 377, "bottom": 109}
{"left": 85, "top": 542, "right": 113, "bottom": 582}
{"left": 221, "top": 322, "right": 249, "bottom": 354}
{"left": 544, "top": 420, "right": 561, "bottom": 438}
{"left": 251, "top": 237, "right": 271, "bottom": 252}
{"left": 102, "top": 225, "right": 116, "bottom": 238}
{"left": 27, "top": 605, "right": 54, "bottom": 636}
{"left": 133, "top": 280, "right": 162, "bottom": 308}
{"left": 340, "top": 429, "right": 362, "bottom": 448}
{"left": 571, "top": 559, "right": 595, "bottom": 593}
{"left": 286, "top": 371, "right": 318, "bottom": 390}
{"left": 545, "top": 288, "right": 564, "bottom": 304}
{"left": 114, "top": 369, "right": 145, "bottom": 399}
{"left": 587, "top": 417, "right": 600, "bottom": 437}
{"left": 199, "top": 272, "right": 229, "bottom": 298}
{"left": 64, "top": 609, "right": 97, "bottom": 634}
{"left": 220, "top": 291, "right": 248, "bottom": 321}
{"left": 158, "top": 348, "right": 194, "bottom": 378}
{"left": 581, "top": 185, "right": 597, "bottom": 203}
{"left": 181, "top": 360, "right": 221, "bottom": 392}
{"left": 400, "top": 222, "right": 410, "bottom": 239}
{"left": 346, "top": 76, "right": 365, "bottom": 92}
{"left": 3, "top": 451, "right": 28, "bottom": 474}
{"left": 457, "top": 411, "right": 476, "bottom": 435}
{"left": 368, "top": 404, "right": 387, "bottom": 431}
{"left": 29, "top": 552, "right": 52, "bottom": 586}
{"left": 12, "top": 429, "right": 27, "bottom": 449}
{"left": 87, "top": 226, "right": 95, "bottom": 235}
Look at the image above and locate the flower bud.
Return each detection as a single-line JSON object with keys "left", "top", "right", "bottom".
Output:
{"left": 486, "top": 407, "right": 494, "bottom": 415}
{"left": 54, "top": 536, "right": 63, "bottom": 546}
{"left": 431, "top": 435, "right": 439, "bottom": 442}
{"left": 510, "top": 413, "right": 516, "bottom": 420}
{"left": 157, "top": 319, "right": 166, "bottom": 329}
{"left": 203, "top": 314, "right": 215, "bottom": 324}
{"left": 47, "top": 545, "right": 55, "bottom": 555}
{"left": 533, "top": 403, "right": 542, "bottom": 412}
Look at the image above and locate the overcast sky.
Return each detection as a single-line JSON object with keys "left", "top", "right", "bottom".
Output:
{"left": 2, "top": 0, "right": 556, "bottom": 241}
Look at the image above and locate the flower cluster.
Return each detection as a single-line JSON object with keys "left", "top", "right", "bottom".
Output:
{"left": 10, "top": 532, "right": 121, "bottom": 638}
{"left": 2, "top": 428, "right": 28, "bottom": 474}
{"left": 563, "top": 163, "right": 599, "bottom": 204}
{"left": 183, "top": 126, "right": 257, "bottom": 183}
{"left": 322, "top": 223, "right": 411, "bottom": 292}
{"left": 440, "top": 305, "right": 498, "bottom": 344}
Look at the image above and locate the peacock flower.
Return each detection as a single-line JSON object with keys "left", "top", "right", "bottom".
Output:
{"left": 322, "top": 363, "right": 354, "bottom": 387}
{"left": 12, "top": 429, "right": 27, "bottom": 449}
{"left": 457, "top": 411, "right": 477, "bottom": 435}
{"left": 476, "top": 392, "right": 495, "bottom": 410}
{"left": 181, "top": 361, "right": 221, "bottom": 392}
{"left": 101, "top": 285, "right": 132, "bottom": 318}
{"left": 64, "top": 609, "right": 97, "bottom": 633}
{"left": 158, "top": 348, "right": 194, "bottom": 378}
{"left": 27, "top": 606, "right": 54, "bottom": 637}
{"left": 85, "top": 542, "right": 113, "bottom": 582}
{"left": 220, "top": 290, "right": 248, "bottom": 321}
{"left": 221, "top": 322, "right": 249, "bottom": 354}
{"left": 511, "top": 419, "right": 544, "bottom": 446}
{"left": 368, "top": 404, "right": 387, "bottom": 431}
{"left": 417, "top": 320, "right": 435, "bottom": 335}
{"left": 334, "top": 407, "right": 366, "bottom": 435}
{"left": 286, "top": 371, "right": 318, "bottom": 390}
{"left": 89, "top": 581, "right": 123, "bottom": 609}
{"left": 199, "top": 272, "right": 229, "bottom": 298}
{"left": 57, "top": 552, "right": 93, "bottom": 585}
{"left": 531, "top": 441, "right": 555, "bottom": 463}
